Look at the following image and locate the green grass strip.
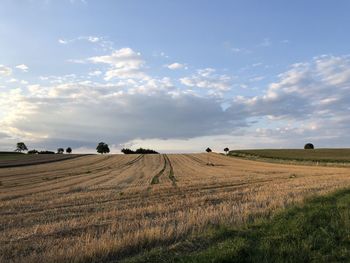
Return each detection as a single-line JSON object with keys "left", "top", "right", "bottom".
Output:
{"left": 123, "top": 188, "right": 350, "bottom": 263}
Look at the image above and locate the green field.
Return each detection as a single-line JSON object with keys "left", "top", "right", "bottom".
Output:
{"left": 229, "top": 149, "right": 350, "bottom": 164}
{"left": 0, "top": 152, "right": 26, "bottom": 161}
{"left": 124, "top": 188, "right": 350, "bottom": 262}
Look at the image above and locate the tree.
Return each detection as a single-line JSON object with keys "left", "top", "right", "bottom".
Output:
{"left": 28, "top": 149, "right": 38, "bottom": 154}
{"left": 15, "top": 142, "right": 28, "bottom": 152}
{"left": 224, "top": 147, "right": 229, "bottom": 155}
{"left": 121, "top": 148, "right": 159, "bottom": 154}
{"left": 66, "top": 147, "right": 72, "bottom": 154}
{"left": 304, "top": 143, "right": 314, "bottom": 150}
{"left": 57, "top": 148, "right": 64, "bottom": 154}
{"left": 96, "top": 142, "right": 110, "bottom": 154}
{"left": 135, "top": 148, "right": 159, "bottom": 154}
{"left": 206, "top": 147, "right": 213, "bottom": 165}
{"left": 121, "top": 148, "right": 135, "bottom": 154}
{"left": 206, "top": 147, "right": 212, "bottom": 153}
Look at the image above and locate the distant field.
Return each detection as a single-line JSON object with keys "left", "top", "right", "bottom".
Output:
{"left": 1, "top": 153, "right": 350, "bottom": 262}
{"left": 0, "top": 152, "right": 86, "bottom": 168}
{"left": 229, "top": 149, "right": 350, "bottom": 164}
{"left": 0, "top": 151, "right": 25, "bottom": 161}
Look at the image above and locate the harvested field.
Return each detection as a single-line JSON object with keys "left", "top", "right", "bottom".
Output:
{"left": 0, "top": 153, "right": 87, "bottom": 168}
{"left": 1, "top": 153, "right": 350, "bottom": 262}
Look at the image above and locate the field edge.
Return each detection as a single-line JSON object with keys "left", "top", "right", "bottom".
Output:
{"left": 122, "top": 187, "right": 350, "bottom": 263}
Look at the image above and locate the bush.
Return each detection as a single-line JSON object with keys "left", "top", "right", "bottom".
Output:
{"left": 38, "top": 151, "right": 55, "bottom": 154}
{"left": 57, "top": 148, "right": 64, "bottom": 154}
{"left": 121, "top": 148, "right": 136, "bottom": 154}
{"left": 121, "top": 148, "right": 159, "bottom": 154}
{"left": 28, "top": 149, "right": 39, "bottom": 154}
{"left": 304, "top": 143, "right": 314, "bottom": 150}
{"left": 135, "top": 148, "right": 159, "bottom": 154}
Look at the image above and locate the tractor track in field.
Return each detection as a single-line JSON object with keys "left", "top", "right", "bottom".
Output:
{"left": 183, "top": 154, "right": 226, "bottom": 167}
{"left": 183, "top": 154, "right": 208, "bottom": 165}
{"left": 164, "top": 154, "right": 176, "bottom": 186}
{"left": 150, "top": 154, "right": 176, "bottom": 186}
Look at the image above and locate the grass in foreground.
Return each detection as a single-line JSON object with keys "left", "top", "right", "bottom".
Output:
{"left": 229, "top": 148, "right": 350, "bottom": 164}
{"left": 124, "top": 188, "right": 350, "bottom": 263}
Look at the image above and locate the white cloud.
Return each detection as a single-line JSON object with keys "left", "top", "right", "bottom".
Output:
{"left": 16, "top": 64, "right": 29, "bottom": 72}
{"left": 67, "top": 59, "right": 86, "bottom": 64}
{"left": 223, "top": 41, "right": 250, "bottom": 54}
{"left": 249, "top": 76, "right": 265, "bottom": 82}
{"left": 166, "top": 62, "right": 187, "bottom": 70}
{"left": 259, "top": 38, "right": 272, "bottom": 47}
{"left": 7, "top": 78, "right": 18, "bottom": 83}
{"left": 89, "top": 48, "right": 147, "bottom": 80}
{"left": 0, "top": 65, "right": 12, "bottom": 77}
{"left": 230, "top": 55, "right": 350, "bottom": 146}
{"left": 58, "top": 39, "right": 68, "bottom": 44}
{"left": 152, "top": 51, "right": 169, "bottom": 59}
{"left": 88, "top": 70, "right": 102, "bottom": 76}
{"left": 180, "top": 68, "right": 232, "bottom": 91}
{"left": 87, "top": 36, "right": 99, "bottom": 43}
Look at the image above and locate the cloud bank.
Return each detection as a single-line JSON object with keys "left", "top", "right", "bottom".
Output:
{"left": 1, "top": 48, "right": 350, "bottom": 152}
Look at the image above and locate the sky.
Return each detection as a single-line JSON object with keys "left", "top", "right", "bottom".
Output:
{"left": 1, "top": 0, "right": 350, "bottom": 153}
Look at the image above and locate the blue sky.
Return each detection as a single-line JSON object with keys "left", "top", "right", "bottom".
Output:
{"left": 1, "top": 0, "right": 350, "bottom": 153}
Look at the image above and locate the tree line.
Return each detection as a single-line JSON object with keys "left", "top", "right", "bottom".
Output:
{"left": 13, "top": 142, "right": 316, "bottom": 155}
{"left": 15, "top": 142, "right": 73, "bottom": 154}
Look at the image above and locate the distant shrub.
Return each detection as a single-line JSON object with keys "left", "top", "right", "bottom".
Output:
{"left": 57, "top": 148, "right": 64, "bottom": 154}
{"left": 38, "top": 151, "right": 55, "bottom": 154}
{"left": 135, "top": 148, "right": 159, "bottom": 154}
{"left": 304, "top": 143, "right": 314, "bottom": 150}
{"left": 66, "top": 147, "right": 72, "bottom": 154}
{"left": 224, "top": 147, "right": 229, "bottom": 154}
{"left": 121, "top": 148, "right": 159, "bottom": 154}
{"left": 28, "top": 149, "right": 39, "bottom": 154}
{"left": 206, "top": 147, "right": 212, "bottom": 153}
{"left": 121, "top": 148, "right": 135, "bottom": 154}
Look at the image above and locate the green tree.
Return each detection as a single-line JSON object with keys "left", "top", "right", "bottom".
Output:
{"left": 57, "top": 148, "right": 64, "bottom": 154}
{"left": 224, "top": 147, "right": 229, "bottom": 155}
{"left": 66, "top": 147, "right": 72, "bottom": 154}
{"left": 16, "top": 142, "right": 28, "bottom": 152}
{"left": 96, "top": 142, "right": 110, "bottom": 154}
{"left": 304, "top": 143, "right": 314, "bottom": 150}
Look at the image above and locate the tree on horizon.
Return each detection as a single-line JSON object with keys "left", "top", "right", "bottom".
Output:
{"left": 57, "top": 148, "right": 64, "bottom": 154}
{"left": 15, "top": 142, "right": 28, "bottom": 153}
{"left": 304, "top": 143, "right": 314, "bottom": 149}
{"left": 96, "top": 142, "right": 110, "bottom": 154}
